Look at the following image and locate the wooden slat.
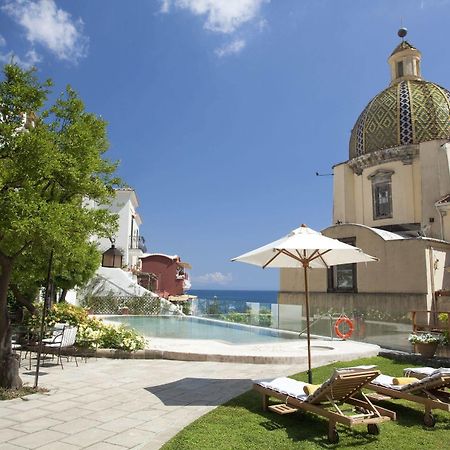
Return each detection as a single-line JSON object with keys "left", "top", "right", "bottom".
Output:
{"left": 366, "top": 393, "right": 393, "bottom": 401}
{"left": 368, "top": 383, "right": 450, "bottom": 413}
{"left": 269, "top": 404, "right": 298, "bottom": 415}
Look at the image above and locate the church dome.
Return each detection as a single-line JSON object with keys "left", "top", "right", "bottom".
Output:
{"left": 349, "top": 36, "right": 450, "bottom": 159}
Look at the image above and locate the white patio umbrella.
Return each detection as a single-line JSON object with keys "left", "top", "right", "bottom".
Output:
{"left": 232, "top": 224, "right": 378, "bottom": 383}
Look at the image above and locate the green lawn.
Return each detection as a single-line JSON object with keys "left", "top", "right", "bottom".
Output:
{"left": 162, "top": 357, "right": 450, "bottom": 450}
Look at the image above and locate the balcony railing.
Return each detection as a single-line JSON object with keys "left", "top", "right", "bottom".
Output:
{"left": 129, "top": 235, "right": 147, "bottom": 252}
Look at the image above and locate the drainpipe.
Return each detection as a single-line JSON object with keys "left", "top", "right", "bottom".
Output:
{"left": 130, "top": 214, "right": 134, "bottom": 248}
{"left": 428, "top": 246, "right": 437, "bottom": 327}
{"left": 435, "top": 204, "right": 445, "bottom": 241}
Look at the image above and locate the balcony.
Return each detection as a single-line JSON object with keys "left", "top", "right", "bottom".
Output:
{"left": 129, "top": 235, "right": 147, "bottom": 253}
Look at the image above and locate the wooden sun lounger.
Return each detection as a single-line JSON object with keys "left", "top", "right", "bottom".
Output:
{"left": 367, "top": 372, "right": 450, "bottom": 427}
{"left": 253, "top": 369, "right": 396, "bottom": 444}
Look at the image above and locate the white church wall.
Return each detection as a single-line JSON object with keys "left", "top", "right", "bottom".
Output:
{"left": 420, "top": 140, "right": 450, "bottom": 238}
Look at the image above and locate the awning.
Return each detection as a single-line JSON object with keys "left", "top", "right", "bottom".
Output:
{"left": 167, "top": 294, "right": 197, "bottom": 302}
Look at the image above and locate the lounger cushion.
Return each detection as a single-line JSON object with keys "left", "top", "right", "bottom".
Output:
{"left": 401, "top": 371, "right": 450, "bottom": 393}
{"left": 372, "top": 371, "right": 450, "bottom": 392}
{"left": 371, "top": 375, "right": 404, "bottom": 390}
{"left": 257, "top": 377, "right": 308, "bottom": 401}
{"left": 303, "top": 384, "right": 321, "bottom": 395}
{"left": 393, "top": 377, "right": 419, "bottom": 385}
{"left": 403, "top": 367, "right": 435, "bottom": 377}
{"left": 404, "top": 367, "right": 450, "bottom": 377}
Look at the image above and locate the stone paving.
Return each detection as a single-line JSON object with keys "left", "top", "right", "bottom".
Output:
{"left": 0, "top": 337, "right": 380, "bottom": 450}
{"left": 1, "top": 357, "right": 302, "bottom": 450}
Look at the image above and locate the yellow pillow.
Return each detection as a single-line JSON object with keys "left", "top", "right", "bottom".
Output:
{"left": 303, "top": 384, "right": 321, "bottom": 395}
{"left": 393, "top": 377, "right": 419, "bottom": 385}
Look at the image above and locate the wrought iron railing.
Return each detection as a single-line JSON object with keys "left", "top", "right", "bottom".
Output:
{"left": 129, "top": 235, "right": 147, "bottom": 252}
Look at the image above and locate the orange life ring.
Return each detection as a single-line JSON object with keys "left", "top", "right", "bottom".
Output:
{"left": 334, "top": 317, "right": 354, "bottom": 339}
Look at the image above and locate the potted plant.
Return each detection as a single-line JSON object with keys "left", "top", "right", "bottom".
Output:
{"left": 408, "top": 333, "right": 443, "bottom": 358}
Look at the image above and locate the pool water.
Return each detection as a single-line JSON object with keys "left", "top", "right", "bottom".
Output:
{"left": 105, "top": 316, "right": 299, "bottom": 345}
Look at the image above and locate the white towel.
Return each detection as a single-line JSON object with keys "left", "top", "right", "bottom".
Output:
{"left": 256, "top": 377, "right": 309, "bottom": 401}
{"left": 371, "top": 374, "right": 403, "bottom": 390}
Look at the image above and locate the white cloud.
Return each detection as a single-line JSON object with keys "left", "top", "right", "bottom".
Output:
{"left": 420, "top": 0, "right": 450, "bottom": 8}
{"left": 2, "top": 0, "right": 88, "bottom": 62}
{"left": 192, "top": 272, "right": 233, "bottom": 285}
{"left": 0, "top": 50, "right": 38, "bottom": 68}
{"left": 160, "top": 0, "right": 171, "bottom": 13}
{"left": 214, "top": 38, "right": 246, "bottom": 57}
{"left": 161, "top": 0, "right": 268, "bottom": 33}
{"left": 24, "top": 49, "right": 41, "bottom": 65}
{"left": 0, "top": 34, "right": 6, "bottom": 47}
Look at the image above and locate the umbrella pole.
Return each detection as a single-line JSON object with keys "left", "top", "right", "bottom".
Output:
{"left": 303, "top": 263, "right": 312, "bottom": 384}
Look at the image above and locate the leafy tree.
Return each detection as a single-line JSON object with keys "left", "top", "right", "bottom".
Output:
{"left": 10, "top": 238, "right": 102, "bottom": 309}
{"left": 0, "top": 64, "right": 120, "bottom": 388}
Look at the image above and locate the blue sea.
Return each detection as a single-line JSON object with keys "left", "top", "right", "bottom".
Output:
{"left": 188, "top": 289, "right": 277, "bottom": 303}
{"left": 187, "top": 289, "right": 278, "bottom": 315}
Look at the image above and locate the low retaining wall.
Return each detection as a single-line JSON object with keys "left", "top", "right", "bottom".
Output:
{"left": 380, "top": 348, "right": 450, "bottom": 367}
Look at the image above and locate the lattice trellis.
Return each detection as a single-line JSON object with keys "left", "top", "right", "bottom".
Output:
{"left": 82, "top": 295, "right": 162, "bottom": 315}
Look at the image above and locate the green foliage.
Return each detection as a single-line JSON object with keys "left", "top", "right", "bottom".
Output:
{"left": 47, "top": 302, "right": 89, "bottom": 326}
{"left": 0, "top": 62, "right": 121, "bottom": 313}
{"left": 259, "top": 307, "right": 272, "bottom": 327}
{"left": 162, "top": 357, "right": 450, "bottom": 450}
{"left": 6, "top": 290, "right": 17, "bottom": 312}
{"left": 222, "top": 312, "right": 248, "bottom": 324}
{"left": 25, "top": 303, "right": 146, "bottom": 352}
{"left": 206, "top": 300, "right": 221, "bottom": 315}
{"left": 92, "top": 324, "right": 146, "bottom": 352}
{"left": 218, "top": 307, "right": 272, "bottom": 327}
{"left": 182, "top": 301, "right": 192, "bottom": 315}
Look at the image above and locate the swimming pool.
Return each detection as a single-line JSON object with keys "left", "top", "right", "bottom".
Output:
{"left": 105, "top": 315, "right": 300, "bottom": 345}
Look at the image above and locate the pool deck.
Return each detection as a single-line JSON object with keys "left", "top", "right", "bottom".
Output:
{"left": 147, "top": 336, "right": 380, "bottom": 365}
{"left": 1, "top": 340, "right": 379, "bottom": 449}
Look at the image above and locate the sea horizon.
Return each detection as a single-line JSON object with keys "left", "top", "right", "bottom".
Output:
{"left": 188, "top": 288, "right": 279, "bottom": 304}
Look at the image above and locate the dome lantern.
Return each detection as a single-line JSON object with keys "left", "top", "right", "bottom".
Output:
{"left": 349, "top": 32, "right": 450, "bottom": 160}
{"left": 387, "top": 29, "right": 422, "bottom": 85}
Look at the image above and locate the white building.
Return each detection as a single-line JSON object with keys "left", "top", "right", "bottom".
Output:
{"left": 96, "top": 188, "right": 147, "bottom": 270}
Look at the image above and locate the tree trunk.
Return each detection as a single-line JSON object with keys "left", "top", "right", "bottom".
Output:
{"left": 0, "top": 259, "right": 22, "bottom": 389}
{"left": 59, "top": 288, "right": 67, "bottom": 303}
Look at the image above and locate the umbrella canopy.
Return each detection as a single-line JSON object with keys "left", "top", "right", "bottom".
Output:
{"left": 232, "top": 224, "right": 378, "bottom": 383}
{"left": 232, "top": 224, "right": 378, "bottom": 269}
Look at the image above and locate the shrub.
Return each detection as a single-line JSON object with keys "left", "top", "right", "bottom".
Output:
{"left": 97, "top": 324, "right": 146, "bottom": 351}
{"left": 25, "top": 303, "right": 146, "bottom": 351}
{"left": 222, "top": 312, "right": 249, "bottom": 324}
{"left": 408, "top": 333, "right": 444, "bottom": 344}
{"left": 47, "top": 302, "right": 89, "bottom": 326}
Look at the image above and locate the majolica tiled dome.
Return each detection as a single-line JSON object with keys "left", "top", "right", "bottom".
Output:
{"left": 349, "top": 80, "right": 450, "bottom": 159}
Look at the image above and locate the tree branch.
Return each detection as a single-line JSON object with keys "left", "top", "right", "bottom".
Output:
{"left": 12, "top": 241, "right": 33, "bottom": 259}
{"left": 10, "top": 285, "right": 36, "bottom": 315}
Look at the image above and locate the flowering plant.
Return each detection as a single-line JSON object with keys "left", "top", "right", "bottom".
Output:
{"left": 25, "top": 303, "right": 146, "bottom": 352}
{"left": 408, "top": 333, "right": 444, "bottom": 344}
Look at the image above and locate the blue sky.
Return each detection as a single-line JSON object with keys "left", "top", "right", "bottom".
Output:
{"left": 1, "top": 0, "right": 449, "bottom": 290}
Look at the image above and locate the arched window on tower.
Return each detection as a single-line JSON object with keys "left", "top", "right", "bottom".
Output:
{"left": 369, "top": 170, "right": 394, "bottom": 220}
{"left": 397, "top": 61, "right": 404, "bottom": 78}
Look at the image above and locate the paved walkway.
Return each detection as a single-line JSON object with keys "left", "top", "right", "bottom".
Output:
{"left": 1, "top": 338, "right": 379, "bottom": 450}
{"left": 148, "top": 336, "right": 380, "bottom": 364}
{"left": 1, "top": 358, "right": 301, "bottom": 450}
